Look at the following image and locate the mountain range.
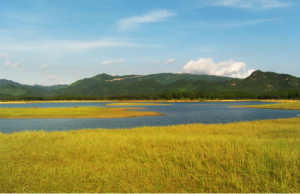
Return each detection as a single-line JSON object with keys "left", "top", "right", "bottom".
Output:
{"left": 1, "top": 70, "right": 300, "bottom": 99}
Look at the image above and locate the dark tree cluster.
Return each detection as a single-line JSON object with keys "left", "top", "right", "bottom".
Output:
{"left": 258, "top": 89, "right": 300, "bottom": 99}
{"left": 1, "top": 89, "right": 300, "bottom": 102}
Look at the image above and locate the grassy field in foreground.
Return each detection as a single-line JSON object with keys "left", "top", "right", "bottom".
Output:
{"left": 1, "top": 119, "right": 300, "bottom": 192}
{"left": 234, "top": 101, "right": 300, "bottom": 110}
{"left": 0, "top": 107, "right": 162, "bottom": 119}
{"left": 106, "top": 102, "right": 172, "bottom": 106}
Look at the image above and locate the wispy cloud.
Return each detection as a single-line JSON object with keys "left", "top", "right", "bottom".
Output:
{"left": 165, "top": 58, "right": 176, "bottom": 64}
{"left": 119, "top": 10, "right": 176, "bottom": 31}
{"left": 201, "top": 0, "right": 291, "bottom": 9}
{"left": 101, "top": 59, "right": 124, "bottom": 68}
{"left": 0, "top": 53, "right": 9, "bottom": 58}
{"left": 64, "top": 40, "right": 139, "bottom": 50}
{"left": 46, "top": 74, "right": 60, "bottom": 82}
{"left": 101, "top": 60, "right": 114, "bottom": 67}
{"left": 178, "top": 18, "right": 275, "bottom": 29}
{"left": 3, "top": 12, "right": 41, "bottom": 23}
{"left": 153, "top": 60, "right": 160, "bottom": 64}
{"left": 1, "top": 38, "right": 142, "bottom": 52}
{"left": 39, "top": 64, "right": 47, "bottom": 69}
{"left": 3, "top": 61, "right": 23, "bottom": 70}
{"left": 209, "top": 18, "right": 275, "bottom": 28}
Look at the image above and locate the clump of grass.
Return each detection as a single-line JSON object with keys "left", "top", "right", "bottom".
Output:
{"left": 106, "top": 102, "right": 172, "bottom": 106}
{"left": 233, "top": 101, "right": 300, "bottom": 110}
{"left": 0, "top": 118, "right": 300, "bottom": 192}
{"left": 0, "top": 107, "right": 163, "bottom": 119}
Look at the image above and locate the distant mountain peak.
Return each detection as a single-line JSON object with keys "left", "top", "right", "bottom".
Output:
{"left": 247, "top": 70, "right": 267, "bottom": 81}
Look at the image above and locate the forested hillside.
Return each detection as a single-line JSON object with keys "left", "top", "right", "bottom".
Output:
{"left": 1, "top": 70, "right": 300, "bottom": 100}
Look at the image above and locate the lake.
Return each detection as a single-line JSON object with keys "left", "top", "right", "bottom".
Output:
{"left": 0, "top": 101, "right": 299, "bottom": 133}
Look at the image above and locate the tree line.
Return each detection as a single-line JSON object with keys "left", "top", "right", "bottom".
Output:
{"left": 1, "top": 89, "right": 300, "bottom": 101}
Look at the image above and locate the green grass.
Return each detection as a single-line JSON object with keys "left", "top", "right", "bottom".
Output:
{"left": 1, "top": 118, "right": 300, "bottom": 192}
{"left": 0, "top": 107, "right": 162, "bottom": 118}
{"left": 234, "top": 101, "right": 300, "bottom": 110}
{"left": 106, "top": 102, "right": 172, "bottom": 106}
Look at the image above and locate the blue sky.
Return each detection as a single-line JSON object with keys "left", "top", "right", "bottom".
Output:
{"left": 0, "top": 0, "right": 299, "bottom": 86}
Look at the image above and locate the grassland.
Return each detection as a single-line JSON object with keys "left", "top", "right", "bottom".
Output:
{"left": 0, "top": 107, "right": 162, "bottom": 119}
{"left": 106, "top": 102, "right": 172, "bottom": 106}
{"left": 1, "top": 118, "right": 300, "bottom": 192}
{"left": 234, "top": 101, "right": 300, "bottom": 110}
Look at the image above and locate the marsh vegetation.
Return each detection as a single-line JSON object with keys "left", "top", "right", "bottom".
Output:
{"left": 234, "top": 101, "right": 300, "bottom": 110}
{"left": 1, "top": 118, "right": 300, "bottom": 192}
{"left": 0, "top": 107, "right": 162, "bottom": 119}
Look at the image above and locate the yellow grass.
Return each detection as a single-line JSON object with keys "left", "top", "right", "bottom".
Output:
{"left": 0, "top": 107, "right": 163, "bottom": 119}
{"left": 1, "top": 118, "right": 300, "bottom": 192}
{"left": 234, "top": 101, "right": 300, "bottom": 110}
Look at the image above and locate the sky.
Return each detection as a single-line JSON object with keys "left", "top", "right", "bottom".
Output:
{"left": 0, "top": 0, "right": 299, "bottom": 86}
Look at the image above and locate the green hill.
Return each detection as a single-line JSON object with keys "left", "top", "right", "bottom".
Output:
{"left": 0, "top": 79, "right": 23, "bottom": 88}
{"left": 0, "top": 85, "right": 29, "bottom": 96}
{"left": 1, "top": 71, "right": 300, "bottom": 99}
{"left": 0, "top": 79, "right": 68, "bottom": 98}
{"left": 0, "top": 84, "right": 48, "bottom": 97}
{"left": 89, "top": 73, "right": 236, "bottom": 83}
{"left": 224, "top": 70, "right": 300, "bottom": 93}
{"left": 32, "top": 84, "right": 68, "bottom": 91}
{"left": 52, "top": 73, "right": 236, "bottom": 96}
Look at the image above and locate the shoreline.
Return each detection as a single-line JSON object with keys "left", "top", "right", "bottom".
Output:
{"left": 0, "top": 99, "right": 296, "bottom": 104}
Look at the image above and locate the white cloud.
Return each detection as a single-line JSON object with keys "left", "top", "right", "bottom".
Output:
{"left": 119, "top": 10, "right": 176, "bottom": 30}
{"left": 3, "top": 61, "right": 23, "bottom": 70}
{"left": 182, "top": 58, "right": 255, "bottom": 78}
{"left": 0, "top": 53, "right": 9, "bottom": 58}
{"left": 46, "top": 74, "right": 60, "bottom": 82}
{"left": 202, "top": 0, "right": 291, "bottom": 9}
{"left": 101, "top": 60, "right": 114, "bottom": 67}
{"left": 231, "top": 69, "right": 256, "bottom": 78}
{"left": 39, "top": 64, "right": 47, "bottom": 69}
{"left": 101, "top": 59, "right": 124, "bottom": 67}
{"left": 165, "top": 58, "right": 175, "bottom": 64}
{"left": 153, "top": 60, "right": 160, "bottom": 64}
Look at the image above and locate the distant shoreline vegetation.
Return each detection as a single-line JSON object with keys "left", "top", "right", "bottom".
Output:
{"left": 1, "top": 89, "right": 300, "bottom": 102}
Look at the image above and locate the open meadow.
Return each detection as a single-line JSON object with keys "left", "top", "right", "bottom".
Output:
{"left": 1, "top": 118, "right": 300, "bottom": 193}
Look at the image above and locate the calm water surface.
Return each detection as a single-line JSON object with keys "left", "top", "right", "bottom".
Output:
{"left": 0, "top": 101, "right": 299, "bottom": 133}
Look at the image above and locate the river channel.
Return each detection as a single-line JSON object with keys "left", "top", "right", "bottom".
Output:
{"left": 0, "top": 101, "right": 298, "bottom": 133}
